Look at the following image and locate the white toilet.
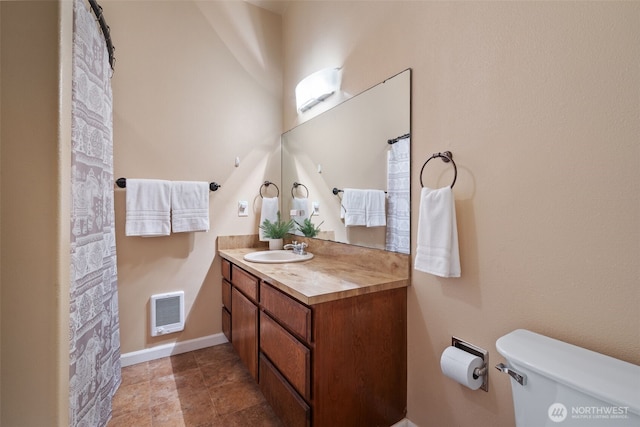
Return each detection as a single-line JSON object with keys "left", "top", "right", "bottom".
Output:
{"left": 496, "top": 329, "right": 640, "bottom": 426}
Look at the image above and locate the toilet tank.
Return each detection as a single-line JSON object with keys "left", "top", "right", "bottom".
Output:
{"left": 496, "top": 329, "right": 640, "bottom": 427}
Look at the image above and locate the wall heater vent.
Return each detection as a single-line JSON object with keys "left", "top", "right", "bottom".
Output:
{"left": 150, "top": 291, "right": 185, "bottom": 337}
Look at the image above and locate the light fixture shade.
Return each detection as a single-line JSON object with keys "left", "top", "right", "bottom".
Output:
{"left": 295, "top": 68, "right": 340, "bottom": 112}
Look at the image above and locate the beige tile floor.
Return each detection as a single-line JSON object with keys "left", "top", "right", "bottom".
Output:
{"left": 108, "top": 343, "right": 283, "bottom": 427}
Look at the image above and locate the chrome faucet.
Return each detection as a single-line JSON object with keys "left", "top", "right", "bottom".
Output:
{"left": 283, "top": 241, "right": 308, "bottom": 255}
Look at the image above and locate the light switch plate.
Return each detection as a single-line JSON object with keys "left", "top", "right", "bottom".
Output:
{"left": 312, "top": 201, "right": 320, "bottom": 215}
{"left": 238, "top": 201, "right": 248, "bottom": 217}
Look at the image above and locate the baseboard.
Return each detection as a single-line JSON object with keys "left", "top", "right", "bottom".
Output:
{"left": 391, "top": 419, "right": 418, "bottom": 427}
{"left": 120, "top": 333, "right": 229, "bottom": 367}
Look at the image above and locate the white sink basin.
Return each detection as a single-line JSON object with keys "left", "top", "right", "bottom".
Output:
{"left": 243, "top": 250, "right": 314, "bottom": 264}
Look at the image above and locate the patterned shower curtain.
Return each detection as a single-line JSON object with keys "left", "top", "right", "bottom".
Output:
{"left": 69, "top": 0, "right": 121, "bottom": 425}
{"left": 386, "top": 136, "right": 411, "bottom": 254}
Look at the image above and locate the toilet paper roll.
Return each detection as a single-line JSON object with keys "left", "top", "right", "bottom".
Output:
{"left": 440, "top": 346, "right": 484, "bottom": 390}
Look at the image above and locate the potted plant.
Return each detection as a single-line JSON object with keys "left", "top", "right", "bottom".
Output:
{"left": 294, "top": 216, "right": 324, "bottom": 238}
{"left": 259, "top": 212, "right": 294, "bottom": 250}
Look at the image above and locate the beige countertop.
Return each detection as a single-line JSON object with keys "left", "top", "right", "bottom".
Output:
{"left": 219, "top": 247, "right": 409, "bottom": 305}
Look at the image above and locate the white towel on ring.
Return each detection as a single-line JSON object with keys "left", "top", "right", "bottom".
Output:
{"left": 291, "top": 197, "right": 309, "bottom": 235}
{"left": 414, "top": 186, "right": 461, "bottom": 278}
{"left": 125, "top": 179, "right": 172, "bottom": 237}
{"left": 171, "top": 181, "right": 210, "bottom": 233}
{"left": 259, "top": 197, "right": 279, "bottom": 241}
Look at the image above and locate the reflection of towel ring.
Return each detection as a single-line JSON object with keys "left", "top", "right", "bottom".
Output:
{"left": 419, "top": 151, "right": 457, "bottom": 188}
{"left": 291, "top": 182, "right": 309, "bottom": 198}
{"left": 260, "top": 181, "right": 279, "bottom": 198}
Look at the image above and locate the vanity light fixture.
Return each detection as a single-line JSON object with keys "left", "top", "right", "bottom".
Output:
{"left": 295, "top": 67, "right": 341, "bottom": 112}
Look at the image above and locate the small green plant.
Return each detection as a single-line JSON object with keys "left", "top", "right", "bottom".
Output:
{"left": 259, "top": 212, "right": 294, "bottom": 239}
{"left": 295, "top": 217, "right": 324, "bottom": 238}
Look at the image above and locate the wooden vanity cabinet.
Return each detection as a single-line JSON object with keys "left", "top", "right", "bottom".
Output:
{"left": 259, "top": 280, "right": 407, "bottom": 427}
{"left": 221, "top": 260, "right": 407, "bottom": 427}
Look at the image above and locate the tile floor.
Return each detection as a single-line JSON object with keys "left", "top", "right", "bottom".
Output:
{"left": 108, "top": 343, "right": 283, "bottom": 427}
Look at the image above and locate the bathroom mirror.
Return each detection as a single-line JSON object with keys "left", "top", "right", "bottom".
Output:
{"left": 282, "top": 69, "right": 411, "bottom": 253}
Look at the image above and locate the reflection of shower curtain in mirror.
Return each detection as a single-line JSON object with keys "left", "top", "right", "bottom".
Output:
{"left": 69, "top": 1, "right": 121, "bottom": 425}
{"left": 386, "top": 137, "right": 411, "bottom": 254}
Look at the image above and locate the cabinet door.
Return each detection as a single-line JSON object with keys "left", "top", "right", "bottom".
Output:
{"left": 231, "top": 287, "right": 258, "bottom": 380}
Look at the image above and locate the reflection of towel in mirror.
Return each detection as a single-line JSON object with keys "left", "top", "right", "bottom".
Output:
{"left": 342, "top": 189, "right": 386, "bottom": 227}
{"left": 291, "top": 197, "right": 308, "bottom": 235}
{"left": 365, "top": 190, "right": 386, "bottom": 227}
{"left": 386, "top": 136, "right": 410, "bottom": 253}
{"left": 414, "top": 187, "right": 460, "bottom": 278}
{"left": 259, "top": 197, "right": 279, "bottom": 241}
{"left": 171, "top": 181, "right": 209, "bottom": 233}
{"left": 125, "top": 179, "right": 172, "bottom": 237}
{"left": 341, "top": 189, "right": 366, "bottom": 226}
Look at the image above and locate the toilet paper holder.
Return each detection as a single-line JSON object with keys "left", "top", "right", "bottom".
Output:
{"left": 452, "top": 336, "right": 489, "bottom": 392}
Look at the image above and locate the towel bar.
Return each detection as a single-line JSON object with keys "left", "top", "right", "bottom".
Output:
{"left": 115, "top": 178, "right": 221, "bottom": 191}
{"left": 332, "top": 187, "right": 387, "bottom": 195}
{"left": 387, "top": 133, "right": 410, "bottom": 144}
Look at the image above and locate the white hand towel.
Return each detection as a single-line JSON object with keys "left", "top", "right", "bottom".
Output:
{"left": 125, "top": 179, "right": 172, "bottom": 237}
{"left": 342, "top": 188, "right": 366, "bottom": 227}
{"left": 365, "top": 190, "right": 386, "bottom": 227}
{"left": 291, "top": 197, "right": 309, "bottom": 235}
{"left": 259, "top": 197, "right": 279, "bottom": 241}
{"left": 171, "top": 181, "right": 210, "bottom": 233}
{"left": 414, "top": 187, "right": 461, "bottom": 278}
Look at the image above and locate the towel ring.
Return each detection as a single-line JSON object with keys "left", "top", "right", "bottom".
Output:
{"left": 260, "top": 181, "right": 279, "bottom": 198}
{"left": 419, "top": 151, "right": 457, "bottom": 188}
{"left": 291, "top": 182, "right": 309, "bottom": 198}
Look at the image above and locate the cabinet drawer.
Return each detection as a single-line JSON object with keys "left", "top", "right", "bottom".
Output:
{"left": 231, "top": 264, "right": 258, "bottom": 302}
{"left": 260, "top": 354, "right": 311, "bottom": 427}
{"left": 222, "top": 307, "right": 231, "bottom": 342}
{"left": 222, "top": 279, "right": 232, "bottom": 311}
{"left": 221, "top": 258, "right": 231, "bottom": 282}
{"left": 261, "top": 282, "right": 312, "bottom": 343}
{"left": 260, "top": 312, "right": 311, "bottom": 400}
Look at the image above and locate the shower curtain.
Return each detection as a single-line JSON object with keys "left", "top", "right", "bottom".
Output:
{"left": 386, "top": 136, "right": 411, "bottom": 254}
{"left": 69, "top": 0, "right": 121, "bottom": 425}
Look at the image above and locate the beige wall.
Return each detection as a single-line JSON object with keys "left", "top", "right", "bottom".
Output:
{"left": 103, "top": 1, "right": 282, "bottom": 353}
{"left": 0, "top": 1, "right": 71, "bottom": 425}
{"left": 0, "top": 1, "right": 637, "bottom": 425}
{"left": 282, "top": 2, "right": 640, "bottom": 426}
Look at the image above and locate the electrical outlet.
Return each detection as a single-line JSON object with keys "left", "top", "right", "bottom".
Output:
{"left": 312, "top": 201, "right": 320, "bottom": 215}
